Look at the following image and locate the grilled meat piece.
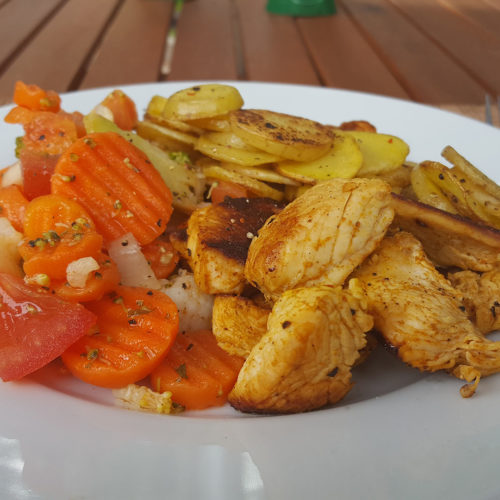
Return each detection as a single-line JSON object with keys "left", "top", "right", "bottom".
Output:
{"left": 245, "top": 178, "right": 394, "bottom": 301}
{"left": 351, "top": 231, "right": 500, "bottom": 397}
{"left": 187, "top": 197, "right": 283, "bottom": 294}
{"left": 228, "top": 285, "right": 373, "bottom": 414}
{"left": 392, "top": 194, "right": 500, "bottom": 272}
{"left": 212, "top": 295, "right": 270, "bottom": 358}
{"left": 448, "top": 267, "right": 500, "bottom": 334}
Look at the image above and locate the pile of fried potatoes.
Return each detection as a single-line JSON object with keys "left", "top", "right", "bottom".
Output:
{"left": 136, "top": 84, "right": 411, "bottom": 203}
{"left": 136, "top": 84, "right": 500, "bottom": 229}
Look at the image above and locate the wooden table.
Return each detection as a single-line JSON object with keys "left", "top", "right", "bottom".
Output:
{"left": 1, "top": 0, "right": 499, "bottom": 125}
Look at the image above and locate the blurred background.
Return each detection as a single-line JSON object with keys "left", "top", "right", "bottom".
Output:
{"left": 0, "top": 0, "right": 499, "bottom": 123}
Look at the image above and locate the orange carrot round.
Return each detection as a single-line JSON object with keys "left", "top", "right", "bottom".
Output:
{"left": 61, "top": 286, "right": 179, "bottom": 388}
{"left": 13, "top": 81, "right": 61, "bottom": 112}
{"left": 0, "top": 185, "right": 29, "bottom": 232}
{"left": 150, "top": 330, "right": 244, "bottom": 411}
{"left": 51, "top": 132, "right": 173, "bottom": 245}
{"left": 50, "top": 252, "right": 120, "bottom": 302}
{"left": 19, "top": 194, "right": 103, "bottom": 280}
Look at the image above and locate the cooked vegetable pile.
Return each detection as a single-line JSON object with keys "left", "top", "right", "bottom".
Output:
{"left": 1, "top": 81, "right": 500, "bottom": 415}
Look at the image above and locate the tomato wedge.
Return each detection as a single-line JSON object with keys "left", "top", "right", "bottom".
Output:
{"left": 61, "top": 286, "right": 179, "bottom": 388}
{"left": 0, "top": 273, "right": 96, "bottom": 381}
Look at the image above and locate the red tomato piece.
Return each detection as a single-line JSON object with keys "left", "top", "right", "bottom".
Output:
{"left": 19, "top": 149, "right": 60, "bottom": 200}
{"left": 0, "top": 273, "right": 96, "bottom": 381}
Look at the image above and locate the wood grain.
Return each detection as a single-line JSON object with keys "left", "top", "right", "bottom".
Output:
{"left": 0, "top": 0, "right": 63, "bottom": 71}
{"left": 0, "top": 0, "right": 120, "bottom": 105}
{"left": 340, "top": 0, "right": 486, "bottom": 105}
{"left": 236, "top": 0, "right": 319, "bottom": 85}
{"left": 168, "top": 0, "right": 239, "bottom": 81}
{"left": 298, "top": 2, "right": 409, "bottom": 97}
{"left": 79, "top": 0, "right": 173, "bottom": 89}
{"left": 389, "top": 0, "right": 500, "bottom": 94}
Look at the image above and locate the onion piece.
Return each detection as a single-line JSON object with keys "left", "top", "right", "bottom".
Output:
{"left": 66, "top": 256, "right": 99, "bottom": 288}
{"left": 107, "top": 232, "right": 162, "bottom": 289}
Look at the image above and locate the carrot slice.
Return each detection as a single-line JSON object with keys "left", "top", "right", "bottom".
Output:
{"left": 19, "top": 194, "right": 103, "bottom": 280}
{"left": 100, "top": 90, "right": 138, "bottom": 131}
{"left": 0, "top": 185, "right": 29, "bottom": 232}
{"left": 13, "top": 81, "right": 61, "bottom": 112}
{"left": 50, "top": 252, "right": 120, "bottom": 302}
{"left": 4, "top": 106, "right": 37, "bottom": 125}
{"left": 141, "top": 238, "right": 179, "bottom": 279}
{"left": 150, "top": 330, "right": 244, "bottom": 411}
{"left": 51, "top": 132, "right": 173, "bottom": 245}
{"left": 61, "top": 286, "right": 179, "bottom": 388}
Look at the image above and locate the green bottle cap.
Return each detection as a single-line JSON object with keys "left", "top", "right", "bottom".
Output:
{"left": 266, "top": 0, "right": 336, "bottom": 16}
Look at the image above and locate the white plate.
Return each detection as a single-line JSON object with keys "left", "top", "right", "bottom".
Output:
{"left": 1, "top": 82, "right": 500, "bottom": 500}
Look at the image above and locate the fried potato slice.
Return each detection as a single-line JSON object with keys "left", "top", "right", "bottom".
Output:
{"left": 410, "top": 163, "right": 458, "bottom": 213}
{"left": 202, "top": 165, "right": 284, "bottom": 201}
{"left": 275, "top": 133, "right": 362, "bottom": 184}
{"left": 163, "top": 84, "right": 244, "bottom": 120}
{"left": 220, "top": 162, "right": 300, "bottom": 186}
{"left": 442, "top": 146, "right": 500, "bottom": 200}
{"left": 340, "top": 130, "right": 409, "bottom": 176}
{"left": 145, "top": 95, "right": 204, "bottom": 135}
{"left": 195, "top": 131, "right": 282, "bottom": 166}
{"left": 229, "top": 109, "right": 334, "bottom": 162}
{"left": 136, "top": 120, "right": 198, "bottom": 154}
{"left": 186, "top": 114, "right": 232, "bottom": 132}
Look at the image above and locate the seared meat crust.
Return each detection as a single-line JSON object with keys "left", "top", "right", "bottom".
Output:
{"left": 212, "top": 295, "right": 270, "bottom": 358}
{"left": 392, "top": 194, "right": 500, "bottom": 271}
{"left": 187, "top": 197, "right": 283, "bottom": 294}
{"left": 228, "top": 285, "right": 373, "bottom": 414}
{"left": 245, "top": 178, "right": 394, "bottom": 301}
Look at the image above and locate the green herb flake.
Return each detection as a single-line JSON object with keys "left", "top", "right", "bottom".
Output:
{"left": 69, "top": 153, "right": 80, "bottom": 162}
{"left": 86, "top": 348, "right": 99, "bottom": 361}
{"left": 175, "top": 363, "right": 188, "bottom": 380}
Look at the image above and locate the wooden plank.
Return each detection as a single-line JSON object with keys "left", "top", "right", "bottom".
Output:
{"left": 0, "top": 0, "right": 63, "bottom": 70}
{"left": 389, "top": 0, "right": 500, "bottom": 94}
{"left": 235, "top": 0, "right": 319, "bottom": 85}
{"left": 439, "top": 0, "right": 500, "bottom": 41}
{"left": 298, "top": 2, "right": 409, "bottom": 97}
{"left": 0, "top": 0, "right": 120, "bottom": 105}
{"left": 339, "top": 0, "right": 486, "bottom": 105}
{"left": 79, "top": 0, "right": 173, "bottom": 89}
{"left": 168, "top": 0, "right": 239, "bottom": 81}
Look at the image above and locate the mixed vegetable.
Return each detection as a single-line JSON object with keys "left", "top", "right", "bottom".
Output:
{"left": 1, "top": 81, "right": 499, "bottom": 415}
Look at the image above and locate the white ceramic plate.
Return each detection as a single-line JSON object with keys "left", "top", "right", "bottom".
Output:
{"left": 1, "top": 82, "right": 500, "bottom": 500}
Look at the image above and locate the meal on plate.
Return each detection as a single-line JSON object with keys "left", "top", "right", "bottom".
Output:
{"left": 1, "top": 81, "right": 500, "bottom": 414}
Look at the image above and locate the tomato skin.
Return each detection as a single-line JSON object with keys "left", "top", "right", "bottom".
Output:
{"left": 19, "top": 149, "right": 60, "bottom": 200}
{"left": 100, "top": 90, "right": 138, "bottom": 130}
{"left": 0, "top": 273, "right": 96, "bottom": 381}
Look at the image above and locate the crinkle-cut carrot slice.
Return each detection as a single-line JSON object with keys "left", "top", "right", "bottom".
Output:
{"left": 51, "top": 252, "right": 120, "bottom": 303}
{"left": 150, "top": 329, "right": 244, "bottom": 411}
{"left": 61, "top": 286, "right": 179, "bottom": 388}
{"left": 51, "top": 132, "right": 173, "bottom": 245}
{"left": 0, "top": 185, "right": 29, "bottom": 232}
{"left": 19, "top": 194, "right": 103, "bottom": 280}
